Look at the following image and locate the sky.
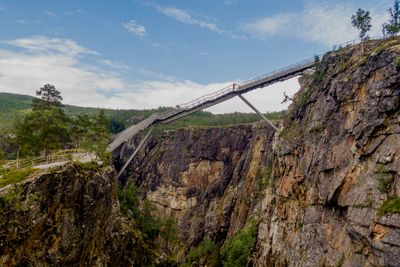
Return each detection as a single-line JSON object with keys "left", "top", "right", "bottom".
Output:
{"left": 0, "top": 0, "right": 393, "bottom": 113}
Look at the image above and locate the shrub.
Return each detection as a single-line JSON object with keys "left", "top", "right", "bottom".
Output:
{"left": 118, "top": 183, "right": 164, "bottom": 241}
{"left": 221, "top": 219, "right": 258, "bottom": 267}
{"left": 186, "top": 237, "right": 218, "bottom": 264}
{"left": 378, "top": 197, "right": 400, "bottom": 215}
{"left": 378, "top": 175, "right": 394, "bottom": 193}
{"left": 312, "top": 70, "right": 324, "bottom": 82}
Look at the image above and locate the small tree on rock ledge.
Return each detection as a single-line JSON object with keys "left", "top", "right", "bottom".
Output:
{"left": 351, "top": 8, "right": 372, "bottom": 53}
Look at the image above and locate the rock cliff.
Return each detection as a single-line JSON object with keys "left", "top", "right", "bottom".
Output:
{"left": 253, "top": 38, "right": 400, "bottom": 267}
{"left": 116, "top": 123, "right": 275, "bottom": 248}
{"left": 0, "top": 164, "right": 151, "bottom": 266}
{"left": 116, "top": 37, "right": 400, "bottom": 266}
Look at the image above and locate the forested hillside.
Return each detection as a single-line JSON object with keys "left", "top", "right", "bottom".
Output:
{"left": 0, "top": 92, "right": 283, "bottom": 132}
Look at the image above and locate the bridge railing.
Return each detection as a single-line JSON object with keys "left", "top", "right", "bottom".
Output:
{"left": 156, "top": 56, "right": 318, "bottom": 121}
{"left": 238, "top": 56, "right": 318, "bottom": 90}
{"left": 154, "top": 36, "right": 389, "bottom": 123}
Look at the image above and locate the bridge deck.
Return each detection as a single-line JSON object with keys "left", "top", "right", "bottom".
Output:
{"left": 108, "top": 56, "right": 317, "bottom": 152}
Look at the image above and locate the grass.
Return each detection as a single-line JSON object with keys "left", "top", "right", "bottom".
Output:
{"left": 309, "top": 124, "right": 326, "bottom": 134}
{"left": 395, "top": 56, "right": 400, "bottom": 68}
{"left": 378, "top": 197, "right": 400, "bottom": 215}
{"left": 0, "top": 167, "right": 36, "bottom": 188}
{"left": 279, "top": 123, "right": 303, "bottom": 142}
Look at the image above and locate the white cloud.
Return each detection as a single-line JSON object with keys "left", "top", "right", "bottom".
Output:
{"left": 0, "top": 36, "right": 297, "bottom": 113}
{"left": 3, "top": 36, "right": 97, "bottom": 56}
{"left": 0, "top": 5, "right": 6, "bottom": 11}
{"left": 155, "top": 5, "right": 225, "bottom": 34}
{"left": 240, "top": 1, "right": 391, "bottom": 47}
{"left": 100, "top": 59, "right": 130, "bottom": 70}
{"left": 200, "top": 51, "right": 208, "bottom": 56}
{"left": 44, "top": 11, "right": 58, "bottom": 17}
{"left": 122, "top": 20, "right": 146, "bottom": 37}
{"left": 224, "top": 0, "right": 238, "bottom": 5}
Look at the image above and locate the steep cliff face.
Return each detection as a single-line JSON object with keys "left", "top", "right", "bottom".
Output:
{"left": 116, "top": 123, "right": 275, "bottom": 246}
{"left": 117, "top": 38, "right": 400, "bottom": 266}
{"left": 0, "top": 164, "right": 150, "bottom": 266}
{"left": 253, "top": 38, "right": 400, "bottom": 267}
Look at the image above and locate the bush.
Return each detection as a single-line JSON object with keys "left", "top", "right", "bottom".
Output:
{"left": 221, "top": 219, "right": 258, "bottom": 267}
{"left": 118, "top": 183, "right": 178, "bottom": 242}
{"left": 378, "top": 197, "right": 400, "bottom": 215}
{"left": 186, "top": 237, "right": 218, "bottom": 264}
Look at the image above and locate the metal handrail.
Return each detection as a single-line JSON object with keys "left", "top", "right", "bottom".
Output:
{"left": 155, "top": 36, "right": 389, "bottom": 122}
{"left": 155, "top": 55, "right": 318, "bottom": 120}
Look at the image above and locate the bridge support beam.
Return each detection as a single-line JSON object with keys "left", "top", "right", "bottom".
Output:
{"left": 237, "top": 94, "right": 278, "bottom": 131}
{"left": 117, "top": 126, "right": 154, "bottom": 179}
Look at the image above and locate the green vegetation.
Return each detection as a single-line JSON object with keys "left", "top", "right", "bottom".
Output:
{"left": 378, "top": 175, "right": 394, "bottom": 193}
{"left": 256, "top": 166, "right": 272, "bottom": 196}
{"left": 186, "top": 237, "right": 218, "bottom": 265}
{"left": 0, "top": 168, "right": 36, "bottom": 188}
{"left": 181, "top": 219, "right": 259, "bottom": 266}
{"left": 0, "top": 185, "right": 23, "bottom": 208}
{"left": 377, "top": 165, "right": 394, "bottom": 193}
{"left": 378, "top": 197, "right": 400, "bottom": 215}
{"left": 220, "top": 219, "right": 258, "bottom": 267}
{"left": 395, "top": 56, "right": 400, "bottom": 68}
{"left": 0, "top": 92, "right": 284, "bottom": 133}
{"left": 0, "top": 93, "right": 33, "bottom": 114}
{"left": 312, "top": 69, "right": 324, "bottom": 82}
{"left": 351, "top": 8, "right": 372, "bottom": 41}
{"left": 118, "top": 183, "right": 180, "bottom": 261}
{"left": 309, "top": 124, "right": 326, "bottom": 134}
{"left": 383, "top": 0, "right": 400, "bottom": 37}
{"left": 279, "top": 123, "right": 303, "bottom": 142}
{"left": 1, "top": 86, "right": 111, "bottom": 162}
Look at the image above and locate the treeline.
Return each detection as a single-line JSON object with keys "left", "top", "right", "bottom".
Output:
{"left": 0, "top": 85, "right": 110, "bottom": 160}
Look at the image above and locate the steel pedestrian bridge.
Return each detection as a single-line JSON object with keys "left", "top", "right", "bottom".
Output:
{"left": 108, "top": 56, "right": 319, "bottom": 153}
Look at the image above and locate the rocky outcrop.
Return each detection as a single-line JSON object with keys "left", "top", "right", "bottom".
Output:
{"left": 0, "top": 164, "right": 150, "bottom": 266}
{"left": 116, "top": 123, "right": 275, "bottom": 246}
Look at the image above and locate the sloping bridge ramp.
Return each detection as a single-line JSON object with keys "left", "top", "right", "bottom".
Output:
{"left": 108, "top": 56, "right": 318, "bottom": 153}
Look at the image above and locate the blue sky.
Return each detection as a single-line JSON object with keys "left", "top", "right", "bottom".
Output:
{"left": 0, "top": 0, "right": 393, "bottom": 112}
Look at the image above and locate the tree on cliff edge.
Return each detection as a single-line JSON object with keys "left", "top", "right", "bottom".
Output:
{"left": 15, "top": 84, "right": 69, "bottom": 156}
{"left": 351, "top": 8, "right": 372, "bottom": 41}
{"left": 383, "top": 0, "right": 400, "bottom": 37}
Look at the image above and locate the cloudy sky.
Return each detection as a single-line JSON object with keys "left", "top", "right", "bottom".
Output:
{"left": 0, "top": 0, "right": 392, "bottom": 113}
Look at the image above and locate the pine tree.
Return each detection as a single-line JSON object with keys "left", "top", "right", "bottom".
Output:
{"left": 32, "top": 84, "right": 63, "bottom": 110}
{"left": 14, "top": 85, "right": 69, "bottom": 156}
